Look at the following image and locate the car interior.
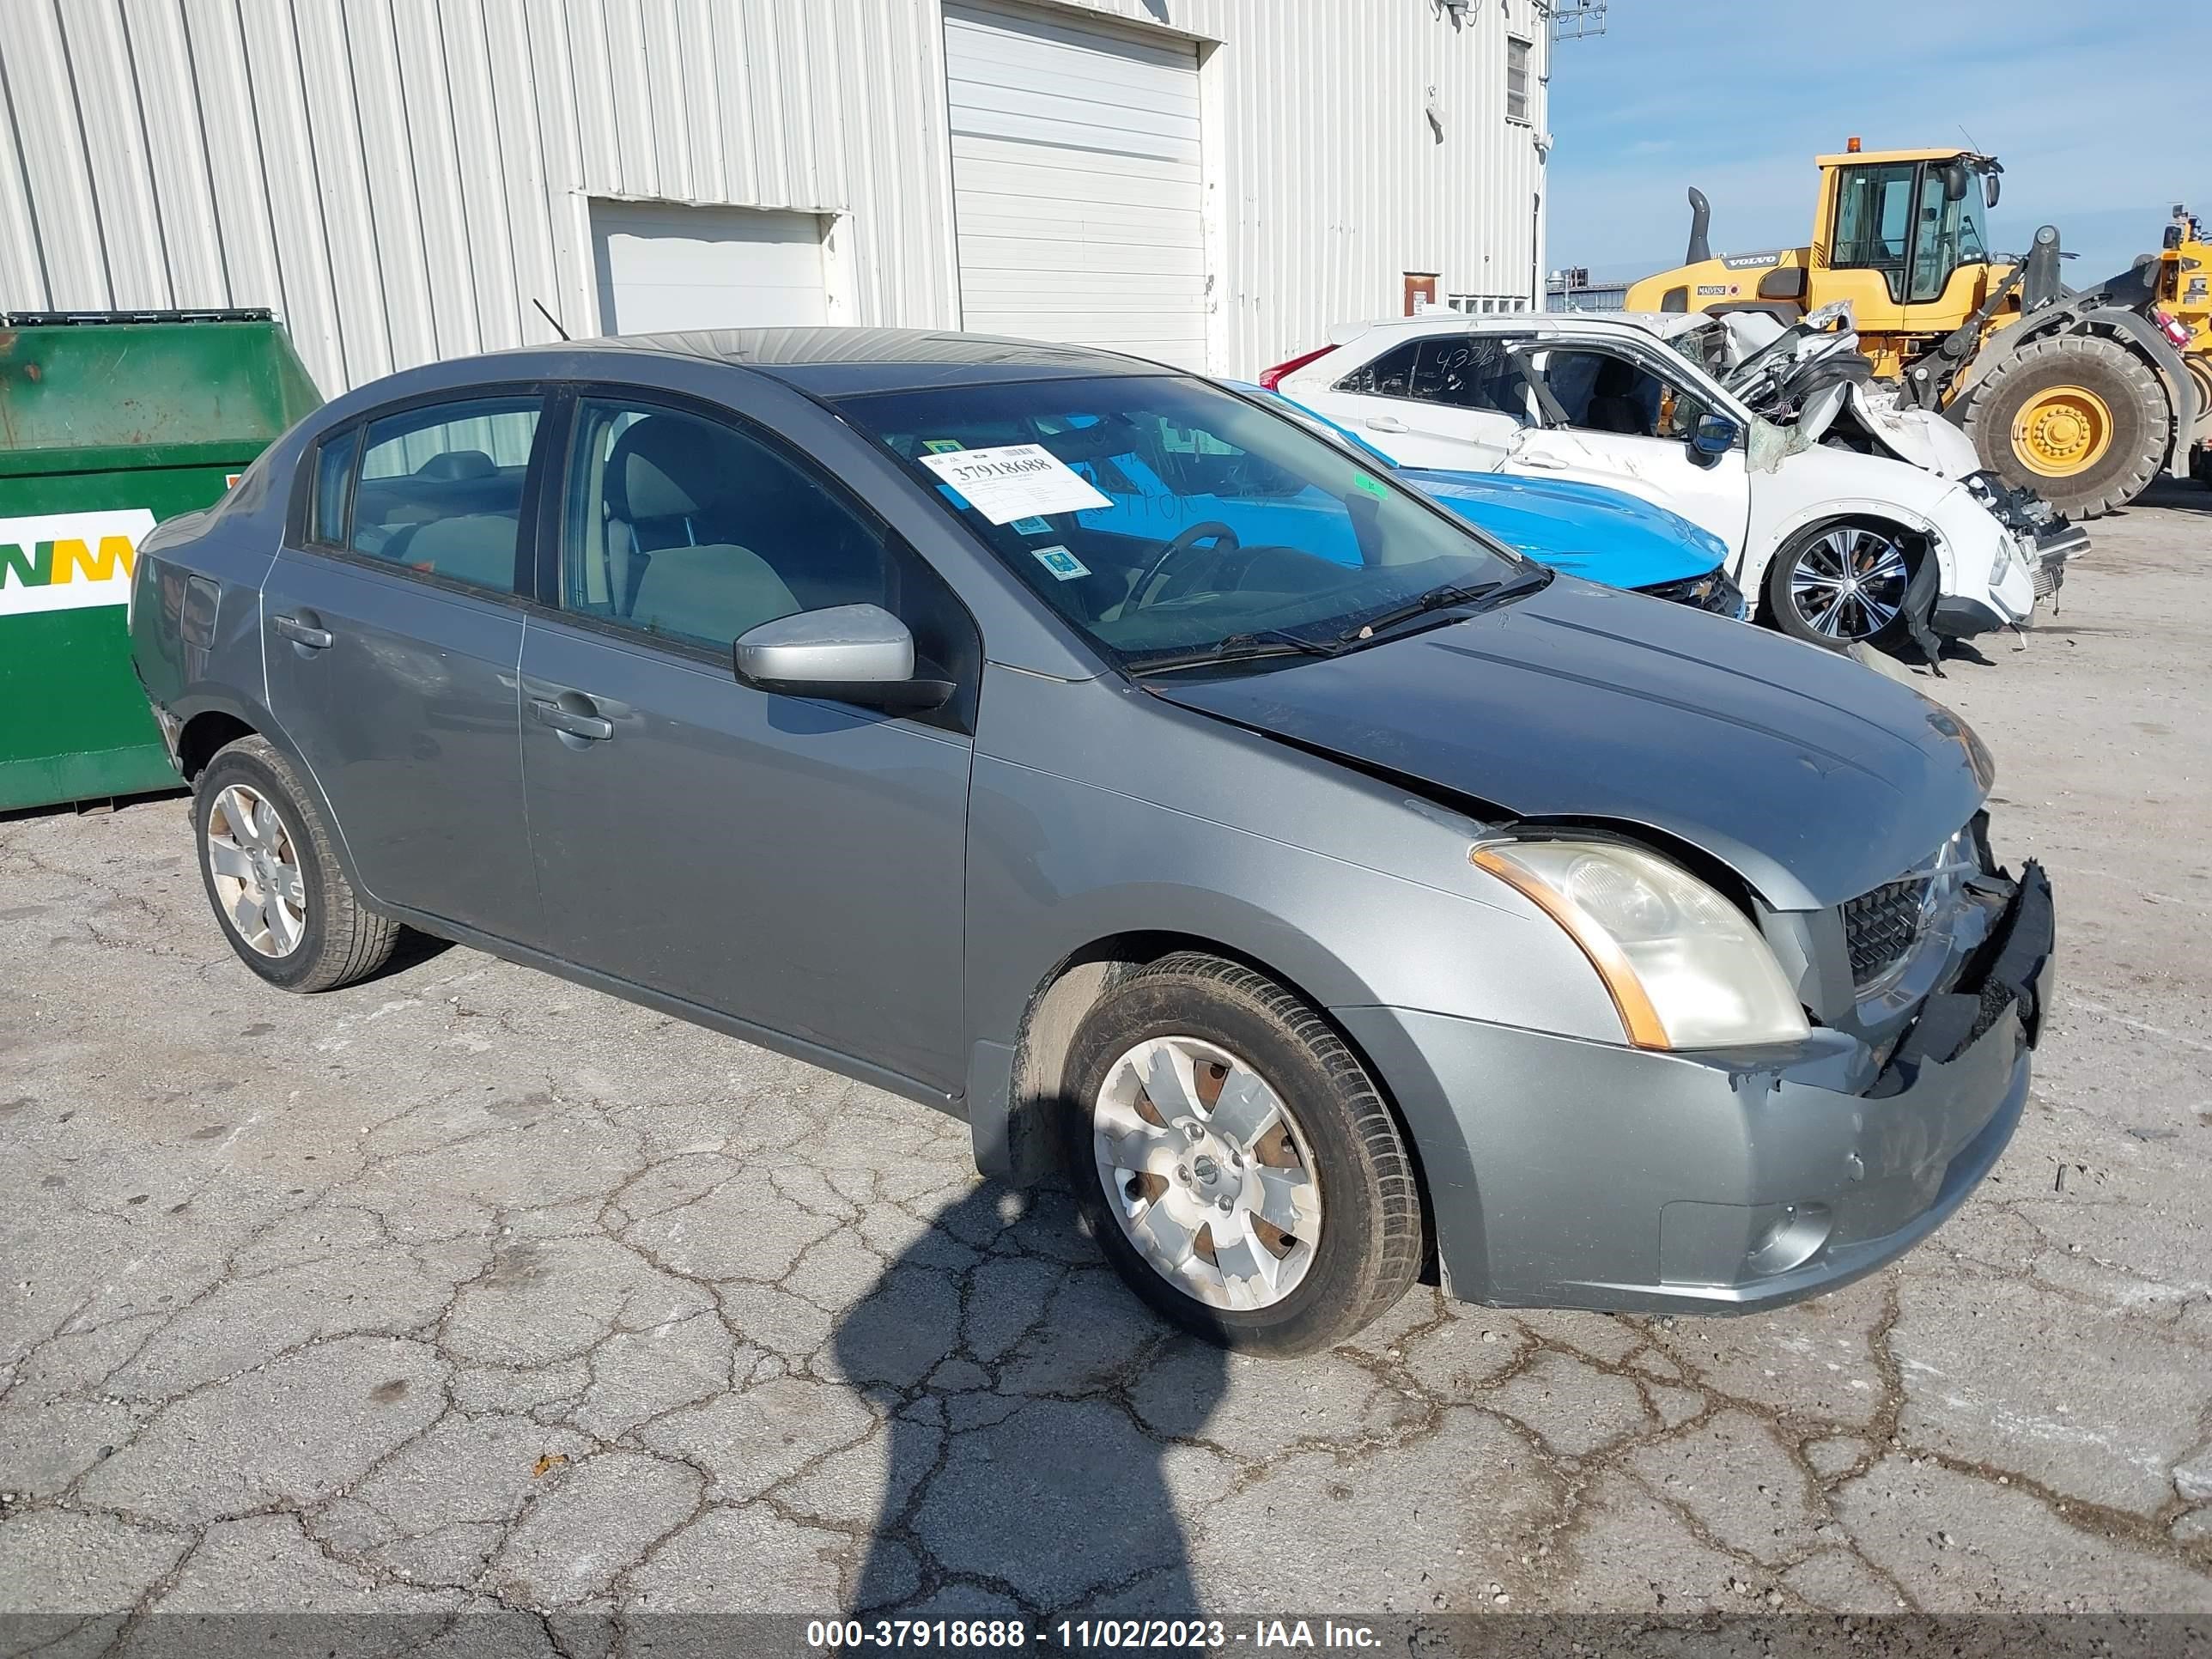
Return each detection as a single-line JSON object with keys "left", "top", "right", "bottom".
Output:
{"left": 348, "top": 406, "right": 541, "bottom": 591}
{"left": 1533, "top": 349, "right": 1704, "bottom": 441}
{"left": 565, "top": 404, "right": 979, "bottom": 697}
{"left": 859, "top": 406, "right": 1457, "bottom": 657}
{"left": 572, "top": 408, "right": 896, "bottom": 642}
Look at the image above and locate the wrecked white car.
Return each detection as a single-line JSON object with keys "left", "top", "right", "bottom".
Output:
{"left": 1271, "top": 312, "right": 2057, "bottom": 658}
{"left": 1656, "top": 302, "right": 2088, "bottom": 599}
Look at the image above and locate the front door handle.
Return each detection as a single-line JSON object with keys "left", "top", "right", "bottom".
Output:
{"left": 1363, "top": 415, "right": 1409, "bottom": 433}
{"left": 1517, "top": 453, "right": 1568, "bottom": 470}
{"left": 272, "top": 614, "right": 333, "bottom": 649}
{"left": 531, "top": 697, "right": 613, "bottom": 741}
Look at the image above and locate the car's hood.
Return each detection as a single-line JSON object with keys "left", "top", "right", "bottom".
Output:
{"left": 1148, "top": 575, "right": 1991, "bottom": 910}
{"left": 1756, "top": 426, "right": 1961, "bottom": 510}
{"left": 1841, "top": 386, "right": 1981, "bottom": 479}
{"left": 1400, "top": 467, "right": 1729, "bottom": 587}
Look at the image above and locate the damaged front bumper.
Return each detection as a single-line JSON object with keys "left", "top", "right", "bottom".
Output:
{"left": 1636, "top": 566, "right": 1747, "bottom": 619}
{"left": 1965, "top": 469, "right": 2088, "bottom": 603}
{"left": 1335, "top": 862, "right": 2055, "bottom": 1314}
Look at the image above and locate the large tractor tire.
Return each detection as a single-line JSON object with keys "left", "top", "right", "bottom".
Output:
{"left": 1961, "top": 331, "right": 2169, "bottom": 518}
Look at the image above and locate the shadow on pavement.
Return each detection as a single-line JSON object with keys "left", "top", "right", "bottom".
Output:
{"left": 834, "top": 1181, "right": 1224, "bottom": 1625}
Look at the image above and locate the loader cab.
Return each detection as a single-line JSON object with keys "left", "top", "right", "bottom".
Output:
{"left": 1816, "top": 147, "right": 2002, "bottom": 340}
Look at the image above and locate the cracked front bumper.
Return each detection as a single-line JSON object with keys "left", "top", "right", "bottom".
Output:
{"left": 1336, "top": 865, "right": 2055, "bottom": 1316}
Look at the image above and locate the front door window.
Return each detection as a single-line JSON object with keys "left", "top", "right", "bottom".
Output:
{"left": 1534, "top": 349, "right": 1709, "bottom": 441}
{"left": 1908, "top": 165, "right": 1991, "bottom": 302}
{"left": 555, "top": 396, "right": 973, "bottom": 713}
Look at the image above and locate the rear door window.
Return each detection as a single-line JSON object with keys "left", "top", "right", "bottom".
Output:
{"left": 307, "top": 427, "right": 359, "bottom": 547}
{"left": 1335, "top": 336, "right": 1529, "bottom": 420}
{"left": 346, "top": 397, "right": 544, "bottom": 594}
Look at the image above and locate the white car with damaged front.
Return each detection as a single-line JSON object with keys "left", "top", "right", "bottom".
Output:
{"left": 1271, "top": 313, "right": 2039, "bottom": 655}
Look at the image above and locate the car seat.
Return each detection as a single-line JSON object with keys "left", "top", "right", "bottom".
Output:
{"left": 606, "top": 416, "right": 799, "bottom": 646}
{"left": 1584, "top": 358, "right": 1650, "bottom": 435}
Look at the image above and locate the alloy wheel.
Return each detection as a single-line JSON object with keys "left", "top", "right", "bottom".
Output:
{"left": 204, "top": 783, "right": 307, "bottom": 957}
{"left": 1788, "top": 526, "right": 1910, "bottom": 641}
{"left": 1091, "top": 1034, "right": 1324, "bottom": 1311}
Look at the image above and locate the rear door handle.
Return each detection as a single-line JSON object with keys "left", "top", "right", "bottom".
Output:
{"left": 272, "top": 614, "right": 333, "bottom": 648}
{"left": 1363, "top": 415, "right": 1409, "bottom": 433}
{"left": 531, "top": 697, "right": 614, "bottom": 741}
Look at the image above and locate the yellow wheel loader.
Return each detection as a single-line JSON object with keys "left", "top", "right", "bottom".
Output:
{"left": 1622, "top": 144, "right": 2209, "bottom": 518}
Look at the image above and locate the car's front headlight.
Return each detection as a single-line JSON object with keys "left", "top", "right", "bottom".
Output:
{"left": 1472, "top": 840, "right": 1811, "bottom": 1050}
{"left": 1989, "top": 533, "right": 2021, "bottom": 586}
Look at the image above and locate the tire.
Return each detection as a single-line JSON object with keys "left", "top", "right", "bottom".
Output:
{"left": 1060, "top": 951, "right": 1421, "bottom": 1355}
{"left": 1762, "top": 519, "right": 1917, "bottom": 650}
{"left": 1961, "top": 332, "right": 2170, "bottom": 519}
{"left": 194, "top": 735, "right": 399, "bottom": 993}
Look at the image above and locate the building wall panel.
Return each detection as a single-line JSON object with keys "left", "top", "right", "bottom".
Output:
{"left": 1, "top": 0, "right": 1547, "bottom": 397}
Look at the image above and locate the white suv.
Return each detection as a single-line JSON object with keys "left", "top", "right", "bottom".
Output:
{"left": 1271, "top": 313, "right": 2039, "bottom": 653}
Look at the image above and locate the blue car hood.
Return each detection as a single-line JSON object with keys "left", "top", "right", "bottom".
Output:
{"left": 1148, "top": 574, "right": 1991, "bottom": 911}
{"left": 1399, "top": 468, "right": 1729, "bottom": 589}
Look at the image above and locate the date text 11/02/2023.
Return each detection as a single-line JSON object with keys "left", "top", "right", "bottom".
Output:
{"left": 804, "top": 1619, "right": 1383, "bottom": 1649}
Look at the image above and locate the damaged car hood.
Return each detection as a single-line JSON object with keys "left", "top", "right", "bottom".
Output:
{"left": 1148, "top": 576, "right": 1992, "bottom": 911}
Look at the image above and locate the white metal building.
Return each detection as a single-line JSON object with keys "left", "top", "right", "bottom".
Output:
{"left": 0, "top": 0, "right": 1550, "bottom": 398}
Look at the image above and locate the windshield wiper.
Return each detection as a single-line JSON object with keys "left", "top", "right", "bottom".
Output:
{"left": 1126, "top": 628, "right": 1340, "bottom": 677}
{"left": 1338, "top": 565, "right": 1554, "bottom": 647}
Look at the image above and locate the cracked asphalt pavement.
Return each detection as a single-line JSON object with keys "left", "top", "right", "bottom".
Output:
{"left": 3, "top": 491, "right": 2209, "bottom": 1644}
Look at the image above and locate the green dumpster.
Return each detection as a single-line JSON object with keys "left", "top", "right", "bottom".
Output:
{"left": 0, "top": 309, "right": 322, "bottom": 811}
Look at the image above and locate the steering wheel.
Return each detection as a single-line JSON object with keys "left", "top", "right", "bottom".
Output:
{"left": 1131, "top": 520, "right": 1240, "bottom": 609}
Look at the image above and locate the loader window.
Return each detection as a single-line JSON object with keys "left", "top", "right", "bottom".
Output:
{"left": 1908, "top": 167, "right": 1991, "bottom": 302}
{"left": 1831, "top": 163, "right": 1917, "bottom": 302}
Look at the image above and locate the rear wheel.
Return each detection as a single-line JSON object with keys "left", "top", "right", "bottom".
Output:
{"left": 1763, "top": 520, "right": 1916, "bottom": 649}
{"left": 195, "top": 736, "right": 399, "bottom": 993}
{"left": 1060, "top": 952, "right": 1421, "bottom": 1355}
{"left": 1962, "top": 332, "right": 2169, "bottom": 518}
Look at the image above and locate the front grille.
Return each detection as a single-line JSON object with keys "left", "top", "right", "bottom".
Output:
{"left": 2033, "top": 559, "right": 2064, "bottom": 600}
{"left": 1843, "top": 875, "right": 1931, "bottom": 987}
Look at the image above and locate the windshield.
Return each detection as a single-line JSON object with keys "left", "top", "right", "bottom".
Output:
{"left": 835, "top": 375, "right": 1522, "bottom": 666}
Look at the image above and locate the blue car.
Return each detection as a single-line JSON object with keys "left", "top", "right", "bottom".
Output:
{"left": 1245, "top": 386, "right": 1746, "bottom": 618}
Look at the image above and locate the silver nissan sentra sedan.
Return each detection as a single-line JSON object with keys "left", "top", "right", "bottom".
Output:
{"left": 129, "top": 329, "right": 2055, "bottom": 1356}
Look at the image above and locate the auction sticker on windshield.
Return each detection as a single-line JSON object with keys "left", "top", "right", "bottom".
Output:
{"left": 917, "top": 443, "right": 1113, "bottom": 525}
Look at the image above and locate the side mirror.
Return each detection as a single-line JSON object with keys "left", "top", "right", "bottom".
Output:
{"left": 1984, "top": 173, "right": 2001, "bottom": 210}
{"left": 1688, "top": 412, "right": 1740, "bottom": 465}
{"left": 733, "top": 604, "right": 953, "bottom": 712}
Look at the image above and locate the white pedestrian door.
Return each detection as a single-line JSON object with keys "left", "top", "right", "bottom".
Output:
{"left": 944, "top": 0, "right": 1206, "bottom": 368}
{"left": 591, "top": 204, "right": 827, "bottom": 335}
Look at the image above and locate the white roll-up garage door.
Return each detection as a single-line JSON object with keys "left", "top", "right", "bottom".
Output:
{"left": 590, "top": 203, "right": 828, "bottom": 335}
{"left": 944, "top": 1, "right": 1206, "bottom": 368}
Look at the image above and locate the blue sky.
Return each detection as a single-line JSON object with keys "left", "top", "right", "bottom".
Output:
{"left": 1544, "top": 3, "right": 2194, "bottom": 289}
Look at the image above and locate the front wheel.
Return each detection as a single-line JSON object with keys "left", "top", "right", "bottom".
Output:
{"left": 1763, "top": 520, "right": 1917, "bottom": 649}
{"left": 1060, "top": 952, "right": 1422, "bottom": 1355}
{"left": 1960, "top": 332, "right": 2169, "bottom": 519}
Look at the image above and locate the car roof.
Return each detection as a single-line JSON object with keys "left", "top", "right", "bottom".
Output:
{"left": 1324, "top": 311, "right": 1683, "bottom": 354}
{"left": 532, "top": 326, "right": 1178, "bottom": 395}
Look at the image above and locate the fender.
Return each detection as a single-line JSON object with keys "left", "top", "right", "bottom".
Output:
{"left": 961, "top": 883, "right": 1401, "bottom": 1185}
{"left": 168, "top": 684, "right": 376, "bottom": 902}
{"left": 1742, "top": 495, "right": 1954, "bottom": 614}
